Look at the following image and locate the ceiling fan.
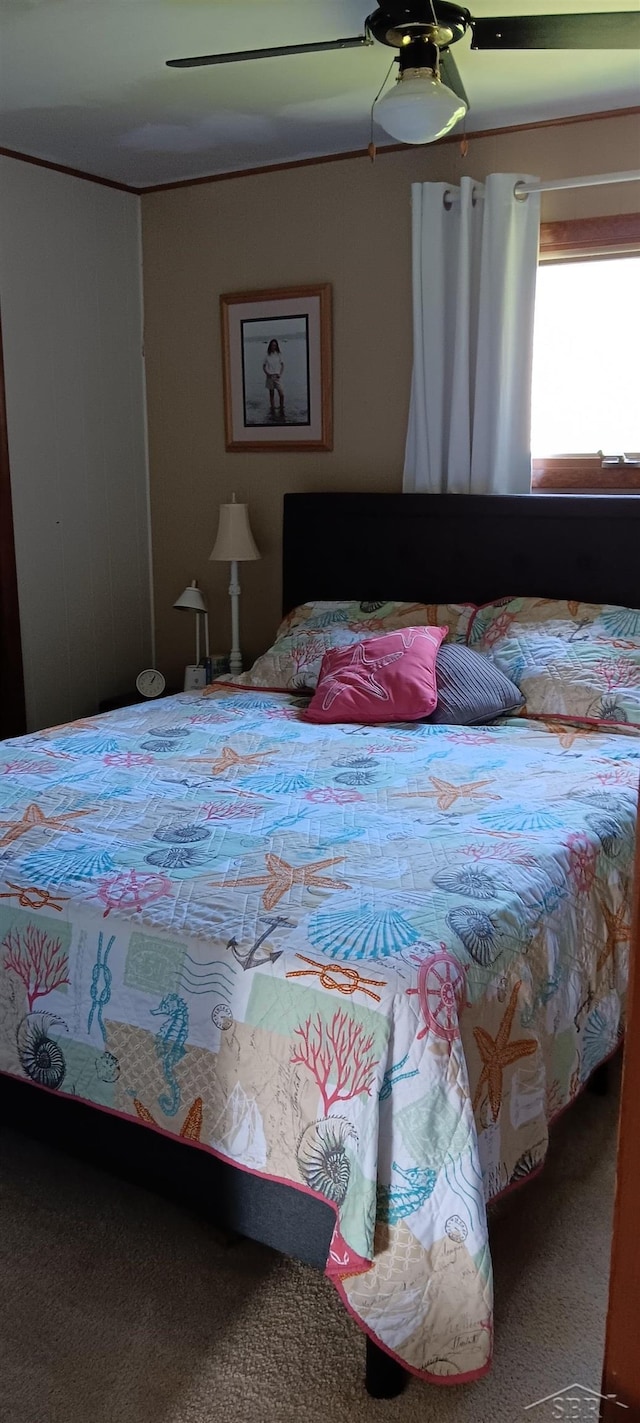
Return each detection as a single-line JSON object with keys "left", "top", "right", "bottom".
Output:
{"left": 166, "top": 4, "right": 640, "bottom": 146}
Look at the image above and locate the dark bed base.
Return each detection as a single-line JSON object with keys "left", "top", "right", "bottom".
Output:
{"left": 0, "top": 1073, "right": 406, "bottom": 1397}
{"left": 1, "top": 1062, "right": 613, "bottom": 1398}
{"left": 3, "top": 493, "right": 636, "bottom": 1400}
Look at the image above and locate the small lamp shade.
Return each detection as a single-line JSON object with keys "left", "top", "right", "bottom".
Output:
{"left": 210, "top": 499, "right": 260, "bottom": 563}
{"left": 173, "top": 579, "right": 210, "bottom": 671}
{"left": 173, "top": 581, "right": 208, "bottom": 613}
{"left": 208, "top": 498, "right": 260, "bottom": 678}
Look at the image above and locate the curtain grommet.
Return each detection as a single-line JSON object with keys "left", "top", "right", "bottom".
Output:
{"left": 443, "top": 189, "right": 454, "bottom": 211}
{"left": 514, "top": 181, "right": 529, "bottom": 202}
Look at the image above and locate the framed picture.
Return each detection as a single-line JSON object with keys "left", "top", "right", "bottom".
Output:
{"left": 220, "top": 284, "right": 332, "bottom": 451}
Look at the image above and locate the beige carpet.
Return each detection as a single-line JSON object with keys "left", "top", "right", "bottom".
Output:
{"left": 0, "top": 1070, "right": 619, "bottom": 1423}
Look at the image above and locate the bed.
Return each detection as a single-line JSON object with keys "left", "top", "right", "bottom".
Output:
{"left": 1, "top": 493, "right": 638, "bottom": 1398}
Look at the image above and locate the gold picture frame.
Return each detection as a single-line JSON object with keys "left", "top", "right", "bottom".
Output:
{"left": 220, "top": 284, "right": 333, "bottom": 452}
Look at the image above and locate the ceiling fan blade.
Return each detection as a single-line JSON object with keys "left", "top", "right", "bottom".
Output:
{"left": 166, "top": 36, "right": 371, "bottom": 68}
{"left": 440, "top": 50, "right": 469, "bottom": 110}
{"left": 471, "top": 11, "right": 640, "bottom": 50}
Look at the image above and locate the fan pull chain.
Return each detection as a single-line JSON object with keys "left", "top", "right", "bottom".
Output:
{"left": 369, "top": 56, "right": 396, "bottom": 162}
{"left": 459, "top": 100, "right": 469, "bottom": 159}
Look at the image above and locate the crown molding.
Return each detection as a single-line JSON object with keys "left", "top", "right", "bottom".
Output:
{"left": 1, "top": 104, "right": 638, "bottom": 198}
{"left": 137, "top": 104, "right": 640, "bottom": 196}
{"left": 0, "top": 146, "right": 140, "bottom": 194}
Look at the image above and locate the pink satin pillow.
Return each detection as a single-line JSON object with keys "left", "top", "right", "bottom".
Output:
{"left": 304, "top": 626, "right": 447, "bottom": 724}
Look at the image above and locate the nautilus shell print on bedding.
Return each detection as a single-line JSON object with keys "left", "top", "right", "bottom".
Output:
{"left": 445, "top": 906, "right": 500, "bottom": 966}
{"left": 16, "top": 1013, "right": 66, "bottom": 1090}
{"left": 297, "top": 1117, "right": 357, "bottom": 1207}
{"left": 432, "top": 867, "right": 500, "bottom": 900}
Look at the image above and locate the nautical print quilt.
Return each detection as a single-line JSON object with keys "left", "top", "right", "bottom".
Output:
{"left": 0, "top": 687, "right": 636, "bottom": 1383}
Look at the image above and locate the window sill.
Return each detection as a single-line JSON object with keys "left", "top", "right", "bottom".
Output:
{"left": 532, "top": 458, "right": 640, "bottom": 493}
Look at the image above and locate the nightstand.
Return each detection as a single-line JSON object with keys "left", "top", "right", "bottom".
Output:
{"left": 98, "top": 689, "right": 179, "bottom": 714}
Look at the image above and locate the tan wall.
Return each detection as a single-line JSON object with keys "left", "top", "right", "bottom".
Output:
{"left": 141, "top": 111, "right": 640, "bottom": 684}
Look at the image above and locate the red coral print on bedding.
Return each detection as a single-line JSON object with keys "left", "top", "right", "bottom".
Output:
{"left": 3, "top": 923, "right": 69, "bottom": 1010}
{"left": 291, "top": 1010, "right": 379, "bottom": 1114}
{"left": 482, "top": 611, "right": 517, "bottom": 648}
{"left": 565, "top": 832, "right": 598, "bottom": 896}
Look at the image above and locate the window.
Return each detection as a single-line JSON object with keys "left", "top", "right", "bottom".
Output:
{"left": 531, "top": 213, "right": 640, "bottom": 492}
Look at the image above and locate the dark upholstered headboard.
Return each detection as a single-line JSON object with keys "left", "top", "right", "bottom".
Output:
{"left": 282, "top": 493, "right": 640, "bottom": 614}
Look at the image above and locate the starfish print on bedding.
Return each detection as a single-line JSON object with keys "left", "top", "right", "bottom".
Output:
{"left": 217, "top": 852, "right": 350, "bottom": 911}
{"left": 539, "top": 721, "right": 588, "bottom": 749}
{"left": 35, "top": 718, "right": 97, "bottom": 739}
{"left": 394, "top": 777, "right": 499, "bottom": 812}
{"left": 133, "top": 1096, "right": 203, "bottom": 1140}
{"left": 319, "top": 638, "right": 408, "bottom": 711}
{"left": 0, "top": 802, "right": 89, "bottom": 849}
{"left": 472, "top": 980, "right": 537, "bottom": 1121}
{"left": 191, "top": 746, "right": 275, "bottom": 776}
{"left": 596, "top": 898, "right": 631, "bottom": 973}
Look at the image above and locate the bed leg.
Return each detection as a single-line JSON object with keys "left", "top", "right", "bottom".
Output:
{"left": 588, "top": 1060, "right": 611, "bottom": 1096}
{"left": 219, "top": 1228, "right": 243, "bottom": 1249}
{"left": 365, "top": 1338, "right": 408, "bottom": 1399}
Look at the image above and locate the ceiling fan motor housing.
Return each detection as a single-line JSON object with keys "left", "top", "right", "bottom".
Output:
{"left": 367, "top": 2, "right": 471, "bottom": 51}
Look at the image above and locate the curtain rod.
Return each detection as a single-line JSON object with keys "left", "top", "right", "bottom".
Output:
{"left": 515, "top": 170, "right": 640, "bottom": 198}
{"left": 444, "top": 170, "right": 640, "bottom": 205}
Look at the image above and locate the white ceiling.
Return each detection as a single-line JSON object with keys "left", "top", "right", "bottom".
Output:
{"left": 0, "top": 0, "right": 638, "bottom": 188}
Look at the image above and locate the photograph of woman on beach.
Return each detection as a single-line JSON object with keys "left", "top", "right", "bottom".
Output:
{"left": 240, "top": 315, "right": 310, "bottom": 427}
{"left": 220, "top": 285, "right": 332, "bottom": 451}
{"left": 263, "top": 339, "right": 285, "bottom": 418}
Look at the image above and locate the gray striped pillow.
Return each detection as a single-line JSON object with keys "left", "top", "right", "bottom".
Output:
{"left": 428, "top": 644, "right": 524, "bottom": 725}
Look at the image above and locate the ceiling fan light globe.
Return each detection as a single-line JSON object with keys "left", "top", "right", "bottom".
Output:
{"left": 374, "top": 71, "right": 466, "bottom": 145}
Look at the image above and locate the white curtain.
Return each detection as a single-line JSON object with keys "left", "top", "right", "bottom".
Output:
{"left": 403, "top": 173, "right": 541, "bottom": 494}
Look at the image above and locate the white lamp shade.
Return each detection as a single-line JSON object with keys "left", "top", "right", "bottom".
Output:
{"left": 374, "top": 70, "right": 467, "bottom": 145}
{"left": 210, "top": 501, "right": 260, "bottom": 563}
{"left": 174, "top": 581, "right": 208, "bottom": 613}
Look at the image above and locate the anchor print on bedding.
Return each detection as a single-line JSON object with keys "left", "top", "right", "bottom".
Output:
{"left": 0, "top": 684, "right": 635, "bottom": 1382}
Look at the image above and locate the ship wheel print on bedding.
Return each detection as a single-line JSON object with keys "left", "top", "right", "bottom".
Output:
{"left": 94, "top": 869, "right": 171, "bottom": 918}
{"left": 406, "top": 948, "right": 467, "bottom": 1042}
{"left": 151, "top": 993, "right": 188, "bottom": 1117}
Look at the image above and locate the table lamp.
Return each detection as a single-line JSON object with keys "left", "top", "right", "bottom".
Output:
{"left": 173, "top": 580, "right": 210, "bottom": 689}
{"left": 209, "top": 496, "right": 260, "bottom": 675}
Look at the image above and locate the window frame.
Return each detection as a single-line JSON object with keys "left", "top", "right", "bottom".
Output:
{"left": 531, "top": 212, "right": 640, "bottom": 493}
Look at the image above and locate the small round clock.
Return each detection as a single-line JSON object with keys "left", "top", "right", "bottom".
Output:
{"left": 136, "top": 668, "right": 166, "bottom": 700}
